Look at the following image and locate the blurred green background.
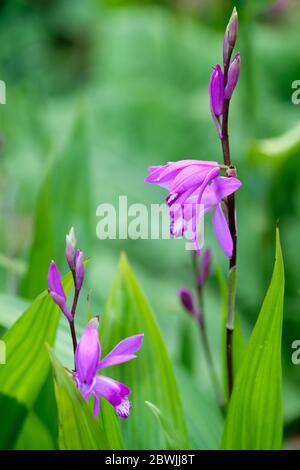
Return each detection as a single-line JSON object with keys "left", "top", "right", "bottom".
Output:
{"left": 0, "top": 0, "right": 300, "bottom": 449}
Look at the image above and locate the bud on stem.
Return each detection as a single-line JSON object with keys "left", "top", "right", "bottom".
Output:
{"left": 66, "top": 227, "right": 77, "bottom": 271}
{"left": 225, "top": 53, "right": 240, "bottom": 99}
{"left": 223, "top": 7, "right": 238, "bottom": 66}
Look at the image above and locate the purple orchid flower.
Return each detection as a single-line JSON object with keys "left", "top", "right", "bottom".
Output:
{"left": 74, "top": 318, "right": 144, "bottom": 419}
{"left": 145, "top": 161, "right": 241, "bottom": 257}
{"left": 48, "top": 261, "right": 73, "bottom": 321}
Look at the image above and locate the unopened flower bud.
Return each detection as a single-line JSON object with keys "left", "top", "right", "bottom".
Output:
{"left": 75, "top": 250, "right": 85, "bottom": 290}
{"left": 197, "top": 248, "right": 212, "bottom": 288}
{"left": 48, "top": 260, "right": 73, "bottom": 321}
{"left": 66, "top": 227, "right": 77, "bottom": 271}
{"left": 178, "top": 288, "right": 195, "bottom": 315}
{"left": 209, "top": 64, "right": 224, "bottom": 118}
{"left": 223, "top": 7, "right": 238, "bottom": 66}
{"left": 225, "top": 53, "right": 240, "bottom": 100}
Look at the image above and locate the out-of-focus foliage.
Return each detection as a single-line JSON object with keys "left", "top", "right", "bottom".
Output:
{"left": 0, "top": 0, "right": 299, "bottom": 449}
{"left": 101, "top": 254, "right": 189, "bottom": 449}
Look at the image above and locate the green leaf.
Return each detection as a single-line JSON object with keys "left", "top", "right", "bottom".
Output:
{"left": 221, "top": 229, "right": 284, "bottom": 450}
{"left": 49, "top": 348, "right": 111, "bottom": 450}
{"left": 0, "top": 394, "right": 28, "bottom": 449}
{"left": 175, "top": 366, "right": 224, "bottom": 450}
{"left": 21, "top": 110, "right": 92, "bottom": 299}
{"left": 0, "top": 273, "right": 73, "bottom": 449}
{"left": 145, "top": 401, "right": 186, "bottom": 450}
{"left": 99, "top": 400, "right": 125, "bottom": 450}
{"left": 0, "top": 272, "right": 73, "bottom": 405}
{"left": 249, "top": 123, "right": 300, "bottom": 165}
{"left": 101, "top": 253, "right": 189, "bottom": 450}
{"left": 15, "top": 412, "right": 55, "bottom": 450}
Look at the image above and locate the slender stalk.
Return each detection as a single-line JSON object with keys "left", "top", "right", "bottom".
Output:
{"left": 69, "top": 273, "right": 80, "bottom": 359}
{"left": 192, "top": 255, "right": 223, "bottom": 407}
{"left": 221, "top": 55, "right": 238, "bottom": 398}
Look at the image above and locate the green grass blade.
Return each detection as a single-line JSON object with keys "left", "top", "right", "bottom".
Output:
{"left": 221, "top": 228, "right": 284, "bottom": 450}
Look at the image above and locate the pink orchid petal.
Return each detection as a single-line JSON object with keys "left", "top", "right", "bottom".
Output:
{"left": 171, "top": 165, "right": 215, "bottom": 193}
{"left": 75, "top": 318, "right": 101, "bottom": 386}
{"left": 210, "top": 176, "right": 242, "bottom": 201}
{"left": 99, "top": 334, "right": 144, "bottom": 369}
{"left": 212, "top": 204, "right": 233, "bottom": 258}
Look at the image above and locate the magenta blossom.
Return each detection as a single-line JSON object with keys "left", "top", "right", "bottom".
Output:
{"left": 145, "top": 160, "right": 241, "bottom": 257}
{"left": 74, "top": 318, "right": 143, "bottom": 419}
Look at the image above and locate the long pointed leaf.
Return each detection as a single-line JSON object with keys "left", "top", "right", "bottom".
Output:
{"left": 221, "top": 229, "right": 284, "bottom": 450}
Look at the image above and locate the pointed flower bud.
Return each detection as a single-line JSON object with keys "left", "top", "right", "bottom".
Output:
{"left": 66, "top": 227, "right": 77, "bottom": 271}
{"left": 197, "top": 248, "right": 212, "bottom": 288}
{"left": 178, "top": 288, "right": 196, "bottom": 315}
{"left": 178, "top": 288, "right": 202, "bottom": 325}
{"left": 223, "top": 7, "right": 238, "bottom": 66}
{"left": 75, "top": 250, "right": 85, "bottom": 290}
{"left": 48, "top": 261, "right": 73, "bottom": 321}
{"left": 225, "top": 53, "right": 240, "bottom": 100}
{"left": 209, "top": 65, "right": 224, "bottom": 118}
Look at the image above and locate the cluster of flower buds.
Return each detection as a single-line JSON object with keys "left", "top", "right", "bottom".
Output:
{"left": 178, "top": 248, "right": 212, "bottom": 324}
{"left": 209, "top": 7, "right": 240, "bottom": 138}
{"left": 48, "top": 227, "right": 85, "bottom": 321}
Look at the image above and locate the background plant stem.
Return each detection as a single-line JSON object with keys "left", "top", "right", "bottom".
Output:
{"left": 192, "top": 256, "right": 223, "bottom": 407}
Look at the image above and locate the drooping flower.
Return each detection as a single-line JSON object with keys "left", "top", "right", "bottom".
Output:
{"left": 48, "top": 261, "right": 73, "bottom": 321}
{"left": 145, "top": 161, "right": 241, "bottom": 257}
{"left": 74, "top": 318, "right": 143, "bottom": 419}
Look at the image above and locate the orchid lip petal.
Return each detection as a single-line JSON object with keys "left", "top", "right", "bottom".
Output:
{"left": 92, "top": 375, "right": 131, "bottom": 418}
